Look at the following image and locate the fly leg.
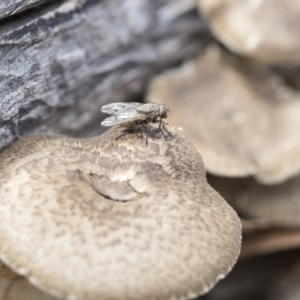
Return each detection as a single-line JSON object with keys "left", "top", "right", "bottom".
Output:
{"left": 116, "top": 123, "right": 136, "bottom": 140}
{"left": 162, "top": 121, "right": 173, "bottom": 138}
{"left": 115, "top": 131, "right": 127, "bottom": 140}
{"left": 159, "top": 118, "right": 172, "bottom": 140}
{"left": 159, "top": 118, "right": 167, "bottom": 140}
{"left": 142, "top": 122, "right": 150, "bottom": 145}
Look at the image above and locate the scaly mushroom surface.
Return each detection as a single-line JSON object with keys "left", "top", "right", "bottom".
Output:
{"left": 147, "top": 46, "right": 300, "bottom": 184}
{"left": 0, "top": 125, "right": 241, "bottom": 300}
{"left": 197, "top": 0, "right": 300, "bottom": 64}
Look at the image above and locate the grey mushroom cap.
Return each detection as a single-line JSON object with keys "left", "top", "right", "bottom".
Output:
{"left": 0, "top": 125, "right": 241, "bottom": 300}
{"left": 147, "top": 45, "right": 300, "bottom": 184}
{"left": 197, "top": 0, "right": 300, "bottom": 64}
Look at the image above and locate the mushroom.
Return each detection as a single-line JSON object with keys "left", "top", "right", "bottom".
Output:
{"left": 207, "top": 174, "right": 248, "bottom": 207}
{"left": 237, "top": 175, "right": 300, "bottom": 228}
{"left": 208, "top": 173, "right": 300, "bottom": 229}
{"left": 0, "top": 125, "right": 241, "bottom": 300}
{"left": 147, "top": 45, "right": 300, "bottom": 184}
{"left": 197, "top": 0, "right": 300, "bottom": 64}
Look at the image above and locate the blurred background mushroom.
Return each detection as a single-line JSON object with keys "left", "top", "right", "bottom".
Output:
{"left": 147, "top": 45, "right": 300, "bottom": 184}
{"left": 197, "top": 0, "right": 300, "bottom": 64}
{"left": 237, "top": 175, "right": 300, "bottom": 228}
{"left": 0, "top": 126, "right": 241, "bottom": 299}
{"left": 146, "top": 2, "right": 300, "bottom": 298}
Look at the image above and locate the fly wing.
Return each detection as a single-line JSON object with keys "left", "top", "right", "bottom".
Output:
{"left": 101, "top": 107, "right": 145, "bottom": 127}
{"left": 101, "top": 102, "right": 142, "bottom": 115}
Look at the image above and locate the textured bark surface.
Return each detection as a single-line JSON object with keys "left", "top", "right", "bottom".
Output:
{"left": 0, "top": 0, "right": 210, "bottom": 151}
{"left": 0, "top": 0, "right": 48, "bottom": 20}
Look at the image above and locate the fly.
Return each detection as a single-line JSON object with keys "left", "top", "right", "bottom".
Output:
{"left": 101, "top": 102, "right": 172, "bottom": 144}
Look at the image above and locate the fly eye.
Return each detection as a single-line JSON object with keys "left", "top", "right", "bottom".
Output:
{"left": 160, "top": 109, "right": 167, "bottom": 119}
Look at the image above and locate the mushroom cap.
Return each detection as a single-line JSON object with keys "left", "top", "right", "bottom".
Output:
{"left": 0, "top": 125, "right": 241, "bottom": 300}
{"left": 197, "top": 0, "right": 300, "bottom": 64}
{"left": 147, "top": 46, "right": 300, "bottom": 184}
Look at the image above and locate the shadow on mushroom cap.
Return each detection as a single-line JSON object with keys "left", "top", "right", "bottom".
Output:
{"left": 197, "top": 0, "right": 300, "bottom": 64}
{"left": 147, "top": 45, "right": 300, "bottom": 184}
{"left": 0, "top": 125, "right": 241, "bottom": 300}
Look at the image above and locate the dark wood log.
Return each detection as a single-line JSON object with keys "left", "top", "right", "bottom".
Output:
{"left": 0, "top": 0, "right": 210, "bottom": 151}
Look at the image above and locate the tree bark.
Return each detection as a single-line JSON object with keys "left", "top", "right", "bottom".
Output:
{"left": 0, "top": 0, "right": 49, "bottom": 20}
{"left": 0, "top": 0, "right": 210, "bottom": 151}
